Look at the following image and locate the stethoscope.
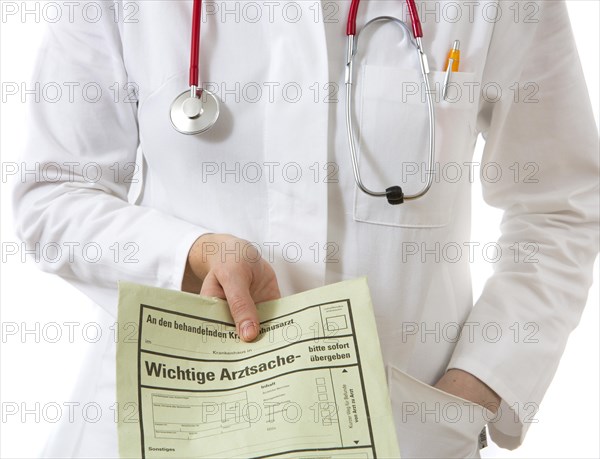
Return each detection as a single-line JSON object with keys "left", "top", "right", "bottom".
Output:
{"left": 171, "top": 0, "right": 435, "bottom": 205}
{"left": 170, "top": 0, "right": 220, "bottom": 135}
{"left": 345, "top": 0, "right": 435, "bottom": 205}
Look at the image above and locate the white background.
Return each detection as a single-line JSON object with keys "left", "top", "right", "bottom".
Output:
{"left": 1, "top": 1, "right": 598, "bottom": 457}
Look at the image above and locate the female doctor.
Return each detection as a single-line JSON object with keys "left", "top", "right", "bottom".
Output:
{"left": 12, "top": 0, "right": 599, "bottom": 457}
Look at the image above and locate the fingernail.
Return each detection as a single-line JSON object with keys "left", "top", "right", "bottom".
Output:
{"left": 240, "top": 321, "right": 257, "bottom": 341}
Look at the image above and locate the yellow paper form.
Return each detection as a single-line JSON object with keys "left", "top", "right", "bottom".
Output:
{"left": 117, "top": 277, "right": 400, "bottom": 458}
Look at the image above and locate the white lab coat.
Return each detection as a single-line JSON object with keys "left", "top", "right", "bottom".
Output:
{"left": 12, "top": 0, "right": 599, "bottom": 457}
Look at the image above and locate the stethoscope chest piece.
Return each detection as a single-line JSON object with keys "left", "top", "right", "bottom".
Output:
{"left": 170, "top": 89, "right": 220, "bottom": 135}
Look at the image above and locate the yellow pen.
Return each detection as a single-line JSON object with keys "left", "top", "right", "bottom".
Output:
{"left": 442, "top": 40, "right": 460, "bottom": 100}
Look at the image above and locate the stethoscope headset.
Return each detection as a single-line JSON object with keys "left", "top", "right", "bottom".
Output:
{"left": 170, "top": 0, "right": 435, "bottom": 205}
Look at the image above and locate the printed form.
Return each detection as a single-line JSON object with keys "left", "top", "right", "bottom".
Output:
{"left": 117, "top": 278, "right": 400, "bottom": 458}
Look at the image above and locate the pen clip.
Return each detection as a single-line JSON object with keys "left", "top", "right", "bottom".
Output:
{"left": 442, "top": 40, "right": 460, "bottom": 101}
{"left": 442, "top": 59, "right": 454, "bottom": 100}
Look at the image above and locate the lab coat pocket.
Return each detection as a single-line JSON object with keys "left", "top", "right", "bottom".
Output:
{"left": 353, "top": 65, "right": 477, "bottom": 228}
{"left": 388, "top": 364, "right": 492, "bottom": 458}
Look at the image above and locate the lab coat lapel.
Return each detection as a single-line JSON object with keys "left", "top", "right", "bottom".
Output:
{"left": 264, "top": 2, "right": 329, "bottom": 295}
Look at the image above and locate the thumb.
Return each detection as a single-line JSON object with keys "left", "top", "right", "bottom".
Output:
{"left": 219, "top": 273, "right": 260, "bottom": 342}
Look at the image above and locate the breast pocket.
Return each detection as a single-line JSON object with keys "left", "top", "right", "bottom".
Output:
{"left": 353, "top": 65, "right": 478, "bottom": 228}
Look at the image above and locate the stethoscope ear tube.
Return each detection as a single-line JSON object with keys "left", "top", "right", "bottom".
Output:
{"left": 344, "top": 17, "right": 436, "bottom": 204}
{"left": 346, "top": 0, "right": 423, "bottom": 38}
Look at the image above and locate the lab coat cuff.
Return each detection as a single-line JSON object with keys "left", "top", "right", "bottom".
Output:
{"left": 166, "top": 227, "right": 210, "bottom": 292}
{"left": 445, "top": 354, "right": 527, "bottom": 450}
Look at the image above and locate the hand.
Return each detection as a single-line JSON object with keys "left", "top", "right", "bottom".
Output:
{"left": 182, "top": 233, "right": 281, "bottom": 342}
{"left": 434, "top": 368, "right": 501, "bottom": 414}
{"left": 391, "top": 366, "right": 494, "bottom": 458}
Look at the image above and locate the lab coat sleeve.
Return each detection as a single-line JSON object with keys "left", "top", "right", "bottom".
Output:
{"left": 11, "top": 14, "right": 209, "bottom": 315}
{"left": 447, "top": 0, "right": 599, "bottom": 449}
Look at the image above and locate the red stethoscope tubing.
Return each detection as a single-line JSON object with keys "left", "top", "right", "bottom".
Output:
{"left": 189, "top": 0, "right": 202, "bottom": 88}
{"left": 346, "top": 0, "right": 422, "bottom": 38}
{"left": 190, "top": 0, "right": 422, "bottom": 84}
